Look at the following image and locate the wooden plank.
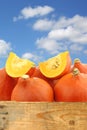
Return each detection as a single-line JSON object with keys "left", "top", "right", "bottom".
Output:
{"left": 0, "top": 102, "right": 87, "bottom": 130}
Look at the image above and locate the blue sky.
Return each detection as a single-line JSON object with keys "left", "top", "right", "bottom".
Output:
{"left": 0, "top": 0, "right": 87, "bottom": 67}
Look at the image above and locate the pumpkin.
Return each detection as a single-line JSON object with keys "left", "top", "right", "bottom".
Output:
{"left": 5, "top": 52, "right": 35, "bottom": 77}
{"left": 0, "top": 68, "right": 18, "bottom": 100}
{"left": 73, "top": 58, "right": 87, "bottom": 73}
{"left": 54, "top": 68, "right": 87, "bottom": 102}
{"left": 26, "top": 66, "right": 36, "bottom": 77}
{"left": 11, "top": 75, "right": 54, "bottom": 102}
{"left": 29, "top": 66, "right": 55, "bottom": 88}
{"left": 39, "top": 51, "right": 72, "bottom": 79}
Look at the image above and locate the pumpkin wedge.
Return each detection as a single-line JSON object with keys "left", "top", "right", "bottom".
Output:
{"left": 5, "top": 52, "right": 35, "bottom": 77}
{"left": 39, "top": 51, "right": 72, "bottom": 79}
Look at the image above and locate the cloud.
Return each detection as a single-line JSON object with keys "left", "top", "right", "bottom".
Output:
{"left": 22, "top": 53, "right": 34, "bottom": 59}
{"left": 48, "top": 26, "right": 81, "bottom": 41}
{"left": 50, "top": 14, "right": 87, "bottom": 32}
{"left": 33, "top": 19, "right": 55, "bottom": 31}
{"left": 13, "top": 5, "right": 54, "bottom": 21}
{"left": 84, "top": 50, "right": 87, "bottom": 54}
{"left": 22, "top": 52, "right": 42, "bottom": 64}
{"left": 0, "top": 39, "right": 12, "bottom": 57}
{"left": 35, "top": 15, "right": 87, "bottom": 55}
{"left": 36, "top": 37, "right": 67, "bottom": 54}
{"left": 69, "top": 44, "right": 83, "bottom": 51}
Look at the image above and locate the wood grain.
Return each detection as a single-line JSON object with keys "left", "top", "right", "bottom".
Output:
{"left": 0, "top": 102, "right": 87, "bottom": 130}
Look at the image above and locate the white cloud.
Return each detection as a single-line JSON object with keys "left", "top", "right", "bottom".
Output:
{"left": 53, "top": 15, "right": 87, "bottom": 32}
{"left": 35, "top": 15, "right": 87, "bottom": 54}
{"left": 13, "top": 16, "right": 23, "bottom": 22}
{"left": 71, "top": 34, "right": 87, "bottom": 44}
{"left": 84, "top": 50, "right": 87, "bottom": 54}
{"left": 22, "top": 53, "right": 34, "bottom": 59}
{"left": 69, "top": 44, "right": 83, "bottom": 51}
{"left": 13, "top": 6, "right": 87, "bottom": 56}
{"left": 36, "top": 38, "right": 58, "bottom": 50}
{"left": 0, "top": 39, "right": 12, "bottom": 57}
{"left": 22, "top": 52, "right": 42, "bottom": 64}
{"left": 33, "top": 19, "right": 55, "bottom": 31}
{"left": 36, "top": 37, "right": 67, "bottom": 54}
{"left": 13, "top": 5, "right": 54, "bottom": 21}
{"left": 48, "top": 26, "right": 81, "bottom": 41}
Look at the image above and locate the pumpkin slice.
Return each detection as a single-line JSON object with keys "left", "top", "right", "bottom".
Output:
{"left": 39, "top": 51, "right": 72, "bottom": 79}
{"left": 5, "top": 52, "right": 35, "bottom": 77}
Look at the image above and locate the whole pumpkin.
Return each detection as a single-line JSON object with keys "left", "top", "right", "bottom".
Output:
{"left": 0, "top": 68, "right": 18, "bottom": 100}
{"left": 11, "top": 75, "right": 54, "bottom": 102}
{"left": 54, "top": 68, "right": 87, "bottom": 102}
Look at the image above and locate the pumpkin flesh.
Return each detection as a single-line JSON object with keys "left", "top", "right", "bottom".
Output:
{"left": 39, "top": 51, "right": 72, "bottom": 79}
{"left": 5, "top": 52, "right": 35, "bottom": 77}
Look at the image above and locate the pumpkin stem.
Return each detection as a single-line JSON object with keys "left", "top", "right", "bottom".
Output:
{"left": 73, "top": 68, "right": 80, "bottom": 76}
{"left": 74, "top": 58, "right": 81, "bottom": 63}
{"left": 21, "top": 74, "right": 29, "bottom": 79}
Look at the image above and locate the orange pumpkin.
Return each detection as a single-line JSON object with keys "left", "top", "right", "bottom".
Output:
{"left": 0, "top": 68, "right": 18, "bottom": 100}
{"left": 73, "top": 58, "right": 87, "bottom": 73}
{"left": 54, "top": 68, "right": 87, "bottom": 102}
{"left": 39, "top": 51, "right": 72, "bottom": 79}
{"left": 26, "top": 66, "right": 36, "bottom": 77}
{"left": 11, "top": 75, "right": 54, "bottom": 102}
{"left": 29, "top": 66, "right": 55, "bottom": 88}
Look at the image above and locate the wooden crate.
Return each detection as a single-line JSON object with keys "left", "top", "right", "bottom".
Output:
{"left": 0, "top": 101, "right": 87, "bottom": 130}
